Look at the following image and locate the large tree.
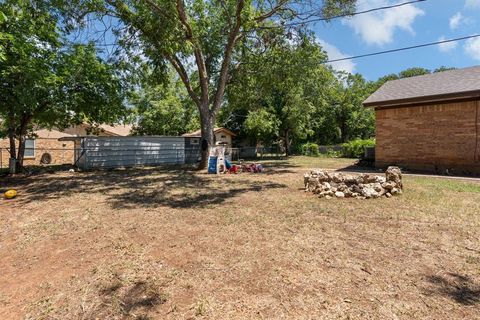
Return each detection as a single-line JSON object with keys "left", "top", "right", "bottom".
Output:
{"left": 0, "top": 0, "right": 126, "bottom": 172}
{"left": 131, "top": 71, "right": 199, "bottom": 136}
{"left": 224, "top": 32, "right": 336, "bottom": 154}
{"left": 64, "top": 0, "right": 357, "bottom": 167}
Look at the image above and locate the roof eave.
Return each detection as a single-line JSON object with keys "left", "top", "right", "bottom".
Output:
{"left": 363, "top": 90, "right": 480, "bottom": 108}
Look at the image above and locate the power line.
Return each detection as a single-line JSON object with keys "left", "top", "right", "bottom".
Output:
{"left": 325, "top": 34, "right": 480, "bottom": 63}
{"left": 256, "top": 0, "right": 427, "bottom": 29}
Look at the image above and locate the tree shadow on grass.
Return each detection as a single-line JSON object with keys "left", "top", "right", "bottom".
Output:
{"left": 1, "top": 167, "right": 288, "bottom": 209}
{"left": 424, "top": 273, "right": 480, "bottom": 305}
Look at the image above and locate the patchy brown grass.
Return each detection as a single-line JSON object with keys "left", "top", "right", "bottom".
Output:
{"left": 1, "top": 157, "right": 480, "bottom": 319}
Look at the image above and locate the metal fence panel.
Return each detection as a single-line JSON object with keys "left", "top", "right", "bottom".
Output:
{"left": 81, "top": 136, "right": 186, "bottom": 169}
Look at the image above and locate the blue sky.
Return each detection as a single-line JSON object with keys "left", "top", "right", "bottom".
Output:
{"left": 313, "top": 0, "right": 480, "bottom": 80}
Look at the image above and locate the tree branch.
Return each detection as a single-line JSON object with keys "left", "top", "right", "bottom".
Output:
{"left": 165, "top": 54, "right": 200, "bottom": 107}
{"left": 253, "top": 0, "right": 290, "bottom": 22}
{"left": 142, "top": 0, "right": 172, "bottom": 21}
{"left": 211, "top": 0, "right": 245, "bottom": 114}
{"left": 176, "top": 0, "right": 209, "bottom": 106}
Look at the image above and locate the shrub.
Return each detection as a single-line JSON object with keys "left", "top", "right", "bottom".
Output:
{"left": 326, "top": 148, "right": 342, "bottom": 158}
{"left": 342, "top": 138, "right": 375, "bottom": 158}
{"left": 301, "top": 142, "right": 320, "bottom": 156}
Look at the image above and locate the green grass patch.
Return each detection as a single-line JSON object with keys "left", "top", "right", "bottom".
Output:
{"left": 409, "top": 177, "right": 480, "bottom": 193}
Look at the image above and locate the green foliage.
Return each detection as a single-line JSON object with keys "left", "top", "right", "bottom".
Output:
{"left": 131, "top": 71, "right": 199, "bottom": 136}
{"left": 0, "top": 0, "right": 126, "bottom": 166}
{"left": 433, "top": 66, "right": 456, "bottom": 73}
{"left": 313, "top": 73, "right": 375, "bottom": 144}
{"left": 342, "top": 138, "right": 375, "bottom": 158}
{"left": 224, "top": 33, "right": 332, "bottom": 154}
{"left": 398, "top": 67, "right": 430, "bottom": 78}
{"left": 301, "top": 142, "right": 319, "bottom": 156}
{"left": 244, "top": 109, "right": 279, "bottom": 144}
{"left": 326, "top": 147, "right": 342, "bottom": 158}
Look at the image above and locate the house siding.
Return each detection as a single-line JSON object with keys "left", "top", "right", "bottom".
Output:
{"left": 375, "top": 99, "right": 480, "bottom": 173}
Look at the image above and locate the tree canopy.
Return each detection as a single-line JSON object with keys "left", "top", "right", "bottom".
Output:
{"left": 0, "top": 0, "right": 127, "bottom": 171}
{"left": 60, "top": 0, "right": 358, "bottom": 167}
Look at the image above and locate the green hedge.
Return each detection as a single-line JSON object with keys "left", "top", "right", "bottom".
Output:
{"left": 300, "top": 142, "right": 320, "bottom": 156}
{"left": 342, "top": 138, "right": 375, "bottom": 158}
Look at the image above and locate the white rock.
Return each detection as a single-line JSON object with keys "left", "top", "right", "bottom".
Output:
{"left": 335, "top": 191, "right": 345, "bottom": 198}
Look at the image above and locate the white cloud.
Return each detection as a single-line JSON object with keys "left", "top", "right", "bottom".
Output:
{"left": 464, "top": 37, "right": 480, "bottom": 60}
{"left": 465, "top": 0, "right": 480, "bottom": 9}
{"left": 438, "top": 36, "right": 458, "bottom": 52}
{"left": 449, "top": 12, "right": 473, "bottom": 30}
{"left": 342, "top": 0, "right": 425, "bottom": 46}
{"left": 449, "top": 12, "right": 463, "bottom": 30}
{"left": 317, "top": 39, "right": 356, "bottom": 74}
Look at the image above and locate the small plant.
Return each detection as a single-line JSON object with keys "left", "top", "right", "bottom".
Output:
{"left": 194, "top": 298, "right": 209, "bottom": 316}
{"left": 326, "top": 147, "right": 342, "bottom": 158}
{"left": 342, "top": 138, "right": 375, "bottom": 158}
{"left": 300, "top": 142, "right": 320, "bottom": 156}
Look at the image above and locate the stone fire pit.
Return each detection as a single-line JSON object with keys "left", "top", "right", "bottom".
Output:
{"left": 303, "top": 166, "right": 403, "bottom": 199}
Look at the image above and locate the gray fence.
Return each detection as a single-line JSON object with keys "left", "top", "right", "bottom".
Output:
{"left": 74, "top": 136, "right": 186, "bottom": 169}
{"left": 0, "top": 143, "right": 284, "bottom": 170}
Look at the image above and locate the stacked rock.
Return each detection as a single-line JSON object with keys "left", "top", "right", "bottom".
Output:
{"left": 303, "top": 166, "right": 403, "bottom": 199}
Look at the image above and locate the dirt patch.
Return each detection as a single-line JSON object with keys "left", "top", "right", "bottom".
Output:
{"left": 1, "top": 159, "right": 480, "bottom": 319}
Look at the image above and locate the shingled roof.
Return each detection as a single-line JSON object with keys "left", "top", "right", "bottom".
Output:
{"left": 363, "top": 65, "right": 480, "bottom": 107}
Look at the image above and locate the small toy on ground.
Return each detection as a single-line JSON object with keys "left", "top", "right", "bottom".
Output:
{"left": 242, "top": 163, "right": 263, "bottom": 173}
{"left": 4, "top": 189, "right": 17, "bottom": 199}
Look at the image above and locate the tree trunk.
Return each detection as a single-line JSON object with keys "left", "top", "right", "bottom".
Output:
{"left": 284, "top": 129, "right": 290, "bottom": 157}
{"left": 15, "top": 114, "right": 31, "bottom": 173}
{"left": 7, "top": 111, "right": 17, "bottom": 173}
{"left": 16, "top": 135, "right": 26, "bottom": 172}
{"left": 198, "top": 111, "right": 215, "bottom": 170}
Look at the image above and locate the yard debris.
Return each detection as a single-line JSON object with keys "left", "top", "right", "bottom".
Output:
{"left": 304, "top": 166, "right": 403, "bottom": 199}
{"left": 4, "top": 189, "right": 17, "bottom": 199}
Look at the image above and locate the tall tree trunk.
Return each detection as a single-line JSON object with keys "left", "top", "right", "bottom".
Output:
{"left": 198, "top": 109, "right": 215, "bottom": 170}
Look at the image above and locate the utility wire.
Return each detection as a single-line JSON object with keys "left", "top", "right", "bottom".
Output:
{"left": 256, "top": 0, "right": 427, "bottom": 29}
{"left": 325, "top": 34, "right": 480, "bottom": 63}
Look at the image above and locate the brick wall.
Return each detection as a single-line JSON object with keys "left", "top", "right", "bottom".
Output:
{"left": 375, "top": 99, "right": 480, "bottom": 173}
{"left": 0, "top": 138, "right": 75, "bottom": 167}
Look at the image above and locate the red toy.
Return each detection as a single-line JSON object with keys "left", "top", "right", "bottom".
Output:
{"left": 228, "top": 165, "right": 239, "bottom": 174}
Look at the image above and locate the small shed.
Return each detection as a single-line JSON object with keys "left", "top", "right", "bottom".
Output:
{"left": 182, "top": 127, "right": 236, "bottom": 147}
{"left": 61, "top": 136, "right": 185, "bottom": 170}
{"left": 182, "top": 127, "right": 236, "bottom": 163}
{"left": 363, "top": 65, "right": 480, "bottom": 174}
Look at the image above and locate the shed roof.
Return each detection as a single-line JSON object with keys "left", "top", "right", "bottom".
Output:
{"left": 182, "top": 127, "right": 236, "bottom": 138}
{"left": 363, "top": 65, "right": 480, "bottom": 107}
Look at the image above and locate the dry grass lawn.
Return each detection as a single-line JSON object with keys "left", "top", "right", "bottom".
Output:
{"left": 1, "top": 156, "right": 480, "bottom": 319}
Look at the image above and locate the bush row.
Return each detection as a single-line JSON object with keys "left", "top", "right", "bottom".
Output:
{"left": 300, "top": 138, "right": 375, "bottom": 158}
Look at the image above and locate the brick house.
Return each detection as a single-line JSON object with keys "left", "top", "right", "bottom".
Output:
{"left": 363, "top": 65, "right": 480, "bottom": 174}
{"left": 0, "top": 124, "right": 132, "bottom": 168}
{"left": 0, "top": 129, "right": 75, "bottom": 167}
